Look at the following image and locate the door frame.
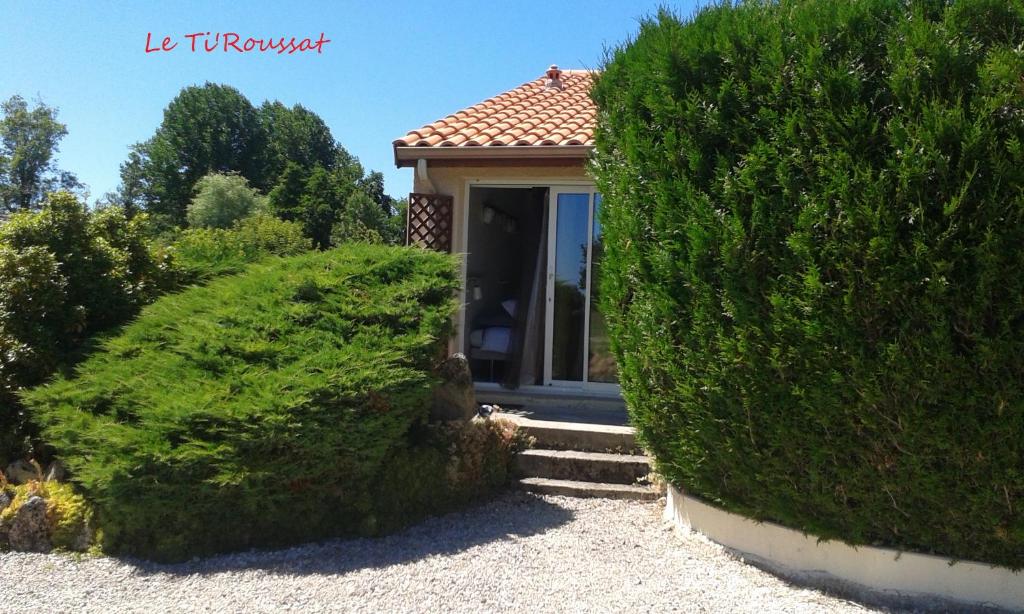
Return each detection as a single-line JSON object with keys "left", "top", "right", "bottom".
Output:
{"left": 461, "top": 179, "right": 619, "bottom": 394}
{"left": 543, "top": 186, "right": 619, "bottom": 393}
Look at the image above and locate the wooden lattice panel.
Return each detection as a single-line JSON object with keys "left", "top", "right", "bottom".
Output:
{"left": 406, "top": 193, "right": 454, "bottom": 252}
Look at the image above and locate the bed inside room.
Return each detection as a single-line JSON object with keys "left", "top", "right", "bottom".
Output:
{"left": 463, "top": 186, "right": 548, "bottom": 388}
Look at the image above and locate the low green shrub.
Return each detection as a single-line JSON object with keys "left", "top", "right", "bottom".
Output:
{"left": 0, "top": 479, "right": 94, "bottom": 552}
{"left": 24, "top": 244, "right": 461, "bottom": 561}
{"left": 172, "top": 213, "right": 310, "bottom": 278}
{"left": 0, "top": 192, "right": 178, "bottom": 461}
{"left": 593, "top": 0, "right": 1024, "bottom": 567}
{"left": 373, "top": 418, "right": 525, "bottom": 533}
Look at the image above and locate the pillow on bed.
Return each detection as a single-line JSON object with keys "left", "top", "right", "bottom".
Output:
{"left": 480, "top": 326, "right": 512, "bottom": 353}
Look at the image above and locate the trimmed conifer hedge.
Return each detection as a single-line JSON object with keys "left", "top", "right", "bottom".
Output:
{"left": 23, "top": 245, "right": 466, "bottom": 561}
{"left": 592, "top": 0, "right": 1024, "bottom": 567}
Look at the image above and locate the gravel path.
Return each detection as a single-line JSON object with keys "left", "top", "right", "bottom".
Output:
{"left": 0, "top": 493, "right": 878, "bottom": 613}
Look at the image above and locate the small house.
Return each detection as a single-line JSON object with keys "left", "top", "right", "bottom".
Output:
{"left": 393, "top": 65, "right": 620, "bottom": 406}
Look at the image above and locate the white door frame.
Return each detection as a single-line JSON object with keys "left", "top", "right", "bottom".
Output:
{"left": 543, "top": 187, "right": 619, "bottom": 393}
{"left": 462, "top": 180, "right": 619, "bottom": 394}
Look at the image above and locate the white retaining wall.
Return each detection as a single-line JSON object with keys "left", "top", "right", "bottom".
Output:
{"left": 664, "top": 485, "right": 1024, "bottom": 612}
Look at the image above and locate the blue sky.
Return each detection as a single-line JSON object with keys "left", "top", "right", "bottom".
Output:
{"left": 1, "top": 1, "right": 702, "bottom": 201}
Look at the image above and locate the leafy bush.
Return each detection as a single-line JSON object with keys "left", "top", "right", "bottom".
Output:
{"left": 0, "top": 192, "right": 176, "bottom": 329}
{"left": 173, "top": 213, "right": 310, "bottom": 278}
{"left": 592, "top": 0, "right": 1024, "bottom": 567}
{"left": 373, "top": 418, "right": 525, "bottom": 533}
{"left": 331, "top": 191, "right": 404, "bottom": 246}
{"left": 0, "top": 480, "right": 94, "bottom": 552}
{"left": 186, "top": 172, "right": 267, "bottom": 229}
{"left": 0, "top": 192, "right": 177, "bottom": 461}
{"left": 25, "top": 245, "right": 463, "bottom": 561}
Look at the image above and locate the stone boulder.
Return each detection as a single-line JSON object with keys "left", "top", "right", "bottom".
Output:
{"left": 0, "top": 490, "right": 10, "bottom": 515}
{"left": 44, "top": 460, "right": 67, "bottom": 483}
{"left": 431, "top": 353, "right": 477, "bottom": 422}
{"left": 8, "top": 496, "right": 51, "bottom": 553}
{"left": 4, "top": 459, "right": 39, "bottom": 485}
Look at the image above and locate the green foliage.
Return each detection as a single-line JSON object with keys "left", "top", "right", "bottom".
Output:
{"left": 120, "top": 84, "right": 373, "bottom": 225}
{"left": 0, "top": 192, "right": 178, "bottom": 460}
{"left": 258, "top": 101, "right": 339, "bottom": 184}
{"left": 115, "top": 83, "right": 406, "bottom": 248}
{"left": 270, "top": 163, "right": 405, "bottom": 248}
{"left": 186, "top": 172, "right": 268, "bottom": 229}
{"left": 0, "top": 480, "right": 93, "bottom": 552}
{"left": 0, "top": 95, "right": 81, "bottom": 212}
{"left": 267, "top": 161, "right": 309, "bottom": 223}
{"left": 592, "top": 0, "right": 1024, "bottom": 567}
{"left": 298, "top": 165, "right": 342, "bottom": 250}
{"left": 173, "top": 213, "right": 310, "bottom": 278}
{"left": 373, "top": 418, "right": 524, "bottom": 532}
{"left": 44, "top": 481, "right": 93, "bottom": 551}
{"left": 24, "top": 245, "right": 461, "bottom": 561}
{"left": 332, "top": 191, "right": 392, "bottom": 245}
{"left": 134, "top": 84, "right": 266, "bottom": 223}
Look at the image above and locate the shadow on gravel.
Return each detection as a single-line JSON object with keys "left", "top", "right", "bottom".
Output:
{"left": 123, "top": 492, "right": 574, "bottom": 578}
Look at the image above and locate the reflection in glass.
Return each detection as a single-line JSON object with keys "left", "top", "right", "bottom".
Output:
{"left": 587, "top": 194, "right": 618, "bottom": 383}
{"left": 551, "top": 193, "right": 588, "bottom": 381}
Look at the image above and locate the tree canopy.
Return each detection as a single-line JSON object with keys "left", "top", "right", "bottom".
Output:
{"left": 115, "top": 82, "right": 399, "bottom": 247}
{"left": 133, "top": 83, "right": 266, "bottom": 223}
{"left": 186, "top": 173, "right": 268, "bottom": 229}
{"left": 0, "top": 96, "right": 81, "bottom": 212}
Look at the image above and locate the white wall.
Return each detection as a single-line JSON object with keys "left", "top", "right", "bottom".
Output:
{"left": 665, "top": 485, "right": 1024, "bottom": 611}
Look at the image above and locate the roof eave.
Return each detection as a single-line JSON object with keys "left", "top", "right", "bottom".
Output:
{"left": 393, "top": 144, "right": 593, "bottom": 168}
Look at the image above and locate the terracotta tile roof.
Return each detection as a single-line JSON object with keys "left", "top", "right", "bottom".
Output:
{"left": 393, "top": 69, "right": 596, "bottom": 150}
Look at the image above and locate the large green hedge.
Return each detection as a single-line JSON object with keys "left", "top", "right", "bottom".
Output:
{"left": 24, "top": 245, "right": 464, "bottom": 561}
{"left": 592, "top": 0, "right": 1024, "bottom": 567}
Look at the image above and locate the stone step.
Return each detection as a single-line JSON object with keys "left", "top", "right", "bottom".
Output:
{"left": 514, "top": 448, "right": 651, "bottom": 485}
{"left": 503, "top": 415, "right": 638, "bottom": 453}
{"left": 518, "top": 477, "right": 660, "bottom": 501}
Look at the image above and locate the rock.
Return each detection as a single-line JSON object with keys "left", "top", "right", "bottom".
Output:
{"left": 8, "top": 496, "right": 51, "bottom": 553}
{"left": 431, "top": 353, "right": 476, "bottom": 422}
{"left": 0, "top": 489, "right": 10, "bottom": 515}
{"left": 44, "top": 460, "right": 67, "bottom": 483}
{"left": 5, "top": 459, "right": 39, "bottom": 485}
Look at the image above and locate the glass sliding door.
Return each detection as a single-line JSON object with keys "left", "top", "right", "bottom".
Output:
{"left": 548, "top": 192, "right": 589, "bottom": 382}
{"left": 544, "top": 188, "right": 618, "bottom": 389}
{"left": 587, "top": 194, "right": 617, "bottom": 383}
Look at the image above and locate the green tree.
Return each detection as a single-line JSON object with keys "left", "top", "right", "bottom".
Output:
{"left": 0, "top": 95, "right": 81, "bottom": 211}
{"left": 259, "top": 101, "right": 338, "bottom": 184}
{"left": 357, "top": 171, "right": 394, "bottom": 217}
{"left": 133, "top": 83, "right": 267, "bottom": 224}
{"left": 267, "top": 161, "right": 309, "bottom": 223}
{"left": 300, "top": 165, "right": 342, "bottom": 250}
{"left": 100, "top": 145, "right": 148, "bottom": 216}
{"left": 332, "top": 191, "right": 389, "bottom": 244}
{"left": 186, "top": 173, "right": 267, "bottom": 229}
{"left": 385, "top": 197, "right": 407, "bottom": 245}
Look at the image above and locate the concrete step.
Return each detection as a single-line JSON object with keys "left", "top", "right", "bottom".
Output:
{"left": 503, "top": 415, "right": 638, "bottom": 453}
{"left": 518, "top": 477, "right": 660, "bottom": 501}
{"left": 515, "top": 448, "right": 651, "bottom": 484}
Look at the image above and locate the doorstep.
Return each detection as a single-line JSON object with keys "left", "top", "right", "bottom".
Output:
{"left": 475, "top": 384, "right": 629, "bottom": 426}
